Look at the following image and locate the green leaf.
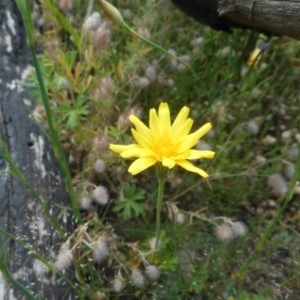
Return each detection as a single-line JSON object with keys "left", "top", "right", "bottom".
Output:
{"left": 62, "top": 97, "right": 89, "bottom": 129}
{"left": 113, "top": 185, "right": 146, "bottom": 220}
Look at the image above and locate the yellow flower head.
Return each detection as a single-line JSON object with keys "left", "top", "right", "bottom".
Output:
{"left": 110, "top": 102, "right": 215, "bottom": 177}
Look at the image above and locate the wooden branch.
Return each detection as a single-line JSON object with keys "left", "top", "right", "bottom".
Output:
{"left": 172, "top": 0, "right": 300, "bottom": 39}
{"left": 219, "top": 0, "right": 300, "bottom": 39}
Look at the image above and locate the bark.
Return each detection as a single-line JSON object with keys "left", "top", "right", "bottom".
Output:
{"left": 172, "top": 0, "right": 300, "bottom": 39}
{"left": 219, "top": 0, "right": 300, "bottom": 39}
{"left": 0, "top": 0, "right": 74, "bottom": 299}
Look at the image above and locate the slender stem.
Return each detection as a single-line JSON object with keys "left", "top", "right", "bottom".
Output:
{"left": 124, "top": 24, "right": 197, "bottom": 78}
{"left": 155, "top": 166, "right": 166, "bottom": 247}
{"left": 237, "top": 144, "right": 300, "bottom": 278}
{"left": 15, "top": 0, "right": 80, "bottom": 221}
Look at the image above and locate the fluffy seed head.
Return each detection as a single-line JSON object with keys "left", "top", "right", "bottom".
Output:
{"left": 80, "top": 196, "right": 93, "bottom": 211}
{"left": 175, "top": 212, "right": 186, "bottom": 225}
{"left": 283, "top": 162, "right": 295, "bottom": 179}
{"left": 268, "top": 173, "right": 288, "bottom": 196}
{"left": 92, "top": 185, "right": 109, "bottom": 205}
{"left": 145, "top": 265, "right": 160, "bottom": 281}
{"left": 82, "top": 12, "right": 101, "bottom": 34}
{"left": 247, "top": 120, "right": 260, "bottom": 135}
{"left": 94, "top": 159, "right": 106, "bottom": 174}
{"left": 93, "top": 21, "right": 111, "bottom": 49}
{"left": 144, "top": 65, "right": 156, "bottom": 83}
{"left": 54, "top": 242, "right": 73, "bottom": 271}
{"left": 231, "top": 221, "right": 248, "bottom": 237}
{"left": 92, "top": 237, "right": 109, "bottom": 263}
{"left": 94, "top": 77, "right": 115, "bottom": 101}
{"left": 289, "top": 147, "right": 299, "bottom": 162}
{"left": 136, "top": 76, "right": 150, "bottom": 89}
{"left": 262, "top": 135, "right": 277, "bottom": 145}
{"left": 112, "top": 272, "right": 125, "bottom": 293}
{"left": 130, "top": 269, "right": 145, "bottom": 287}
{"left": 215, "top": 223, "right": 235, "bottom": 242}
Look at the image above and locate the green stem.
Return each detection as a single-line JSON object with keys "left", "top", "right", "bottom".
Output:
{"left": 237, "top": 144, "right": 300, "bottom": 278}
{"left": 15, "top": 0, "right": 80, "bottom": 221}
{"left": 124, "top": 24, "right": 197, "bottom": 78}
{"left": 155, "top": 166, "right": 166, "bottom": 247}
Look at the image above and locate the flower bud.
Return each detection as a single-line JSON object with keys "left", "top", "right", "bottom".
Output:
{"left": 97, "top": 0, "right": 125, "bottom": 26}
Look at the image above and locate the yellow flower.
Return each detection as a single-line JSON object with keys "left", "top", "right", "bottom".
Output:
{"left": 110, "top": 102, "right": 215, "bottom": 177}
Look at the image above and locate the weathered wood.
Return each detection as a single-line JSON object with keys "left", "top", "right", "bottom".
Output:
{"left": 0, "top": 0, "right": 74, "bottom": 298}
{"left": 171, "top": 0, "right": 238, "bottom": 31}
{"left": 219, "top": 0, "right": 300, "bottom": 39}
{"left": 172, "top": 0, "right": 300, "bottom": 39}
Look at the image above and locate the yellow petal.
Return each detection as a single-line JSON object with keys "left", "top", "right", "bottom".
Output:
{"left": 109, "top": 144, "right": 130, "bottom": 154}
{"left": 158, "top": 102, "right": 171, "bottom": 133}
{"left": 171, "top": 106, "right": 190, "bottom": 133}
{"left": 168, "top": 150, "right": 191, "bottom": 161}
{"left": 128, "top": 157, "right": 157, "bottom": 174}
{"left": 131, "top": 128, "right": 153, "bottom": 150}
{"left": 176, "top": 160, "right": 209, "bottom": 177}
{"left": 129, "top": 115, "right": 152, "bottom": 141}
{"left": 192, "top": 122, "right": 212, "bottom": 140}
{"left": 162, "top": 157, "right": 176, "bottom": 168}
{"left": 178, "top": 122, "right": 212, "bottom": 151}
{"left": 171, "top": 118, "right": 193, "bottom": 144}
{"left": 187, "top": 150, "right": 215, "bottom": 160}
{"left": 149, "top": 107, "right": 160, "bottom": 136}
{"left": 110, "top": 103, "right": 215, "bottom": 177}
{"left": 120, "top": 145, "right": 152, "bottom": 158}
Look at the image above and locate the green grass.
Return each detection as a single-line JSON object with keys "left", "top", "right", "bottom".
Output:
{"left": 2, "top": 0, "right": 300, "bottom": 299}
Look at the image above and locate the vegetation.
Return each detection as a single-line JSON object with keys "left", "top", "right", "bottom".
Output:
{"left": 2, "top": 0, "right": 300, "bottom": 298}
